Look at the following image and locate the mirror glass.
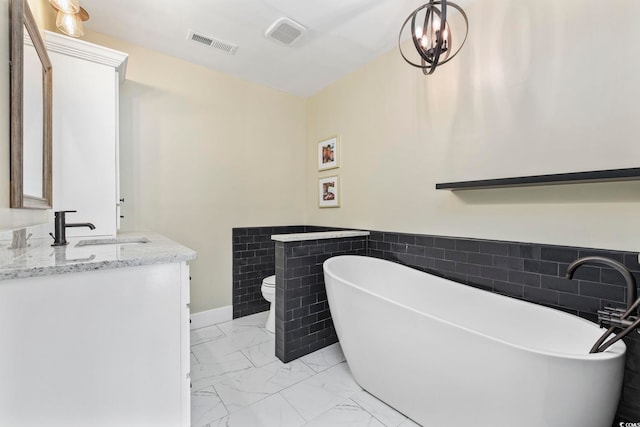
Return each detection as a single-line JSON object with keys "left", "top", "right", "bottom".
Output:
{"left": 10, "top": 0, "right": 53, "bottom": 209}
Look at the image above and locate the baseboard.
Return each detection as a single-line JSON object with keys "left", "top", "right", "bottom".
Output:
{"left": 190, "top": 305, "right": 232, "bottom": 330}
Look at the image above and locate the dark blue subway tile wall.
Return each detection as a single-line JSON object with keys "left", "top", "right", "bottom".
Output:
{"left": 232, "top": 225, "right": 340, "bottom": 319}
{"left": 275, "top": 236, "right": 368, "bottom": 363}
{"left": 367, "top": 230, "right": 640, "bottom": 424}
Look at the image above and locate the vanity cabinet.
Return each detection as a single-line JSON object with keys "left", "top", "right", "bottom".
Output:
{"left": 45, "top": 31, "right": 127, "bottom": 237}
{"left": 0, "top": 261, "right": 191, "bottom": 427}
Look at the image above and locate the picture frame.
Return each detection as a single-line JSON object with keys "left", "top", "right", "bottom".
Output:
{"left": 317, "top": 136, "right": 339, "bottom": 171}
{"left": 318, "top": 175, "right": 340, "bottom": 208}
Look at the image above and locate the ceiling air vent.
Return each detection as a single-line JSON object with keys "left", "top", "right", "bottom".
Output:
{"left": 265, "top": 17, "right": 306, "bottom": 46}
{"left": 187, "top": 30, "right": 238, "bottom": 55}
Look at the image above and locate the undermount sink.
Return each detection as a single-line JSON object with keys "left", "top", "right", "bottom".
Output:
{"left": 75, "top": 237, "right": 150, "bottom": 247}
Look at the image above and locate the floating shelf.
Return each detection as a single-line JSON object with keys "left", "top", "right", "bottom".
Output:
{"left": 436, "top": 167, "right": 640, "bottom": 190}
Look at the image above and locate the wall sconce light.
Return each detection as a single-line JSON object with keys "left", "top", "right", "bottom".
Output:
{"left": 49, "top": 0, "right": 79, "bottom": 14}
{"left": 50, "top": 0, "right": 89, "bottom": 38}
{"left": 399, "top": 0, "right": 468, "bottom": 75}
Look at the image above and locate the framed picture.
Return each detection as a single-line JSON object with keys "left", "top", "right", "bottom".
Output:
{"left": 318, "top": 136, "right": 339, "bottom": 171}
{"left": 319, "top": 175, "right": 340, "bottom": 208}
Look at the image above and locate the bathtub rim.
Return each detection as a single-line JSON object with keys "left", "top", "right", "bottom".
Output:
{"left": 323, "top": 255, "right": 626, "bottom": 361}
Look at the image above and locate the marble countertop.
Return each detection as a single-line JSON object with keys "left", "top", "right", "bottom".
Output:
{"left": 0, "top": 227, "right": 196, "bottom": 281}
{"left": 271, "top": 230, "right": 370, "bottom": 242}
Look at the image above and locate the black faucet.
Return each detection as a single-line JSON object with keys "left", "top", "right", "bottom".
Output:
{"left": 50, "top": 210, "right": 96, "bottom": 247}
{"left": 565, "top": 256, "right": 640, "bottom": 353}
{"left": 565, "top": 256, "right": 637, "bottom": 313}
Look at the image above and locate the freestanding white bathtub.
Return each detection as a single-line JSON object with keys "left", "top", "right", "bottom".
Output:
{"left": 323, "top": 255, "right": 626, "bottom": 427}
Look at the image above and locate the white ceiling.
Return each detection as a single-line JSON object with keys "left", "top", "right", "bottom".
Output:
{"left": 79, "top": 0, "right": 441, "bottom": 97}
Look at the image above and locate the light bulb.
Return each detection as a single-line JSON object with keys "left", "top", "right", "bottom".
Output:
{"left": 442, "top": 21, "right": 451, "bottom": 41}
{"left": 431, "top": 15, "right": 441, "bottom": 31}
{"left": 415, "top": 25, "right": 422, "bottom": 39}
{"left": 49, "top": 0, "right": 80, "bottom": 14}
{"left": 56, "top": 11, "right": 84, "bottom": 37}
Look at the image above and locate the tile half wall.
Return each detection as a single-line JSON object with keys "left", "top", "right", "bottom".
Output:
{"left": 232, "top": 226, "right": 340, "bottom": 318}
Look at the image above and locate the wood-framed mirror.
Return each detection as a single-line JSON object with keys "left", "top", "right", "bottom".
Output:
{"left": 10, "top": 0, "right": 53, "bottom": 209}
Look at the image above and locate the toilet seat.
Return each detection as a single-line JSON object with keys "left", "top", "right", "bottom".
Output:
{"left": 263, "top": 275, "right": 276, "bottom": 287}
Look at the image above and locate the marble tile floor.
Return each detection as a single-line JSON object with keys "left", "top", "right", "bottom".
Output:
{"left": 190, "top": 311, "right": 421, "bottom": 427}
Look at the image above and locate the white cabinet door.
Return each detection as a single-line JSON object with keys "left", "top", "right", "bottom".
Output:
{"left": 0, "top": 263, "right": 189, "bottom": 427}
{"left": 46, "top": 32, "right": 128, "bottom": 238}
{"left": 50, "top": 52, "right": 117, "bottom": 237}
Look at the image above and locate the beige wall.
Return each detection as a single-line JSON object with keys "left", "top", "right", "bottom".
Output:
{"left": 0, "top": 0, "right": 52, "bottom": 231}
{"left": 306, "top": 0, "right": 640, "bottom": 252}
{"left": 82, "top": 32, "right": 307, "bottom": 313}
{"left": 26, "top": 0, "right": 55, "bottom": 33}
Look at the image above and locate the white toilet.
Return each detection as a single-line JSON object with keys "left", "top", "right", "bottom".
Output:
{"left": 261, "top": 275, "right": 276, "bottom": 333}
